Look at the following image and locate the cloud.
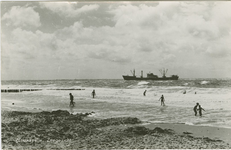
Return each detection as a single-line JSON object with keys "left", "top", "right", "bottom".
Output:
{"left": 1, "top": 28, "right": 58, "bottom": 67}
{"left": 40, "top": 2, "right": 99, "bottom": 18}
{"left": 2, "top": 6, "right": 41, "bottom": 27}
{"left": 105, "top": 2, "right": 231, "bottom": 72}
{"left": 1, "top": 2, "right": 231, "bottom": 79}
{"left": 109, "top": 2, "right": 180, "bottom": 28}
{"left": 86, "top": 42, "right": 131, "bottom": 64}
{"left": 204, "top": 37, "right": 231, "bottom": 58}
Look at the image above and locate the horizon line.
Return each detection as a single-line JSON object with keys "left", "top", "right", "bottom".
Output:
{"left": 1, "top": 77, "right": 231, "bottom": 81}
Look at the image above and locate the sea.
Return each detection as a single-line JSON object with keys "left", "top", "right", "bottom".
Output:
{"left": 1, "top": 78, "right": 231, "bottom": 129}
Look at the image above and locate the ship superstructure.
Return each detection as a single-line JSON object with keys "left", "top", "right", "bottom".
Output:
{"left": 122, "top": 69, "right": 179, "bottom": 80}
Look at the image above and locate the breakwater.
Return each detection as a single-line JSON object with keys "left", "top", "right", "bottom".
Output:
{"left": 1, "top": 88, "right": 85, "bottom": 93}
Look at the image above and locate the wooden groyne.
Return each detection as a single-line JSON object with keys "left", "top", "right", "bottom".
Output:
{"left": 1, "top": 89, "right": 42, "bottom": 93}
{"left": 1, "top": 88, "right": 85, "bottom": 93}
{"left": 52, "top": 89, "right": 85, "bottom": 91}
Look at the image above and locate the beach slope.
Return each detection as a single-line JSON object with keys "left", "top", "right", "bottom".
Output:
{"left": 1, "top": 110, "right": 230, "bottom": 149}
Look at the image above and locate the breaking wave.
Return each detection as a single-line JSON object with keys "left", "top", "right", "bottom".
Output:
{"left": 201, "top": 81, "right": 209, "bottom": 85}
{"left": 137, "top": 81, "right": 149, "bottom": 85}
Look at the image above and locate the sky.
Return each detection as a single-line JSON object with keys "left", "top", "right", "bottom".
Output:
{"left": 1, "top": 1, "right": 231, "bottom": 80}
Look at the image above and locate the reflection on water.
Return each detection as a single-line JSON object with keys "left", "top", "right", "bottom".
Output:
{"left": 160, "top": 107, "right": 166, "bottom": 113}
{"left": 69, "top": 105, "right": 74, "bottom": 114}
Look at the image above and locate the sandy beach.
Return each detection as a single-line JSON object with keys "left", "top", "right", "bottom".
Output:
{"left": 1, "top": 110, "right": 230, "bottom": 149}
{"left": 2, "top": 80, "right": 231, "bottom": 149}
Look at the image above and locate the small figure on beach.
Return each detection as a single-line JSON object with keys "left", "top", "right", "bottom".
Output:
{"left": 92, "top": 90, "right": 96, "bottom": 98}
{"left": 193, "top": 103, "right": 199, "bottom": 116}
{"left": 143, "top": 90, "right": 147, "bottom": 96}
{"left": 69, "top": 93, "right": 74, "bottom": 107}
{"left": 159, "top": 95, "right": 165, "bottom": 106}
{"left": 198, "top": 105, "right": 205, "bottom": 116}
{"left": 183, "top": 90, "right": 186, "bottom": 94}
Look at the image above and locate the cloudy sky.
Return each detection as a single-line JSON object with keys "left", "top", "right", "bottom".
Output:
{"left": 1, "top": 1, "right": 231, "bottom": 80}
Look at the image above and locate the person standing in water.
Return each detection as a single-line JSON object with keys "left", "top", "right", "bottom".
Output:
{"left": 143, "top": 90, "right": 147, "bottom": 96}
{"left": 92, "top": 90, "right": 96, "bottom": 98}
{"left": 69, "top": 93, "right": 74, "bottom": 107}
{"left": 198, "top": 105, "right": 205, "bottom": 116}
{"left": 193, "top": 103, "right": 199, "bottom": 116}
{"left": 159, "top": 95, "right": 165, "bottom": 106}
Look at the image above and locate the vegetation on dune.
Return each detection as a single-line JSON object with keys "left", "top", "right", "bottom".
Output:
{"left": 1, "top": 110, "right": 230, "bottom": 149}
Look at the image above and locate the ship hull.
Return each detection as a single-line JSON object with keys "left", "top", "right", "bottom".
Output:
{"left": 122, "top": 75, "right": 179, "bottom": 80}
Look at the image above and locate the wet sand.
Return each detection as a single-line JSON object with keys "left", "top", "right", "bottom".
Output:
{"left": 144, "top": 123, "right": 231, "bottom": 145}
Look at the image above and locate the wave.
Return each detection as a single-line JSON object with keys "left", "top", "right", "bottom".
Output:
{"left": 2, "top": 79, "right": 231, "bottom": 90}
{"left": 185, "top": 122, "right": 194, "bottom": 125}
{"left": 201, "top": 81, "right": 209, "bottom": 85}
{"left": 137, "top": 81, "right": 149, "bottom": 85}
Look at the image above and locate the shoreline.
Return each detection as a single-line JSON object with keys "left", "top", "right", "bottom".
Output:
{"left": 1, "top": 110, "right": 230, "bottom": 149}
{"left": 143, "top": 123, "right": 231, "bottom": 145}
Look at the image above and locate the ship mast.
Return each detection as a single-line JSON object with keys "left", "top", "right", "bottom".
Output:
{"left": 159, "top": 68, "right": 168, "bottom": 78}
{"left": 130, "top": 69, "right": 135, "bottom": 76}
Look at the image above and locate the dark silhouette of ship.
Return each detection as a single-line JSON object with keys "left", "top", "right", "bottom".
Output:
{"left": 122, "top": 69, "right": 179, "bottom": 80}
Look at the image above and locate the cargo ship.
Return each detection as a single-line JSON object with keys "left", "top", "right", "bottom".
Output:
{"left": 122, "top": 69, "right": 179, "bottom": 80}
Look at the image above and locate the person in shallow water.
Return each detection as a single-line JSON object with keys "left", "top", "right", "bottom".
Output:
{"left": 69, "top": 93, "right": 74, "bottom": 107}
{"left": 92, "top": 90, "right": 96, "bottom": 98}
{"left": 159, "top": 95, "right": 165, "bottom": 106}
{"left": 198, "top": 105, "right": 205, "bottom": 116}
{"left": 143, "top": 90, "right": 147, "bottom": 96}
{"left": 193, "top": 103, "right": 199, "bottom": 116}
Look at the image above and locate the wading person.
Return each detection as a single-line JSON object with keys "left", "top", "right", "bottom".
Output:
{"left": 69, "top": 93, "right": 74, "bottom": 107}
{"left": 159, "top": 95, "right": 165, "bottom": 106}
{"left": 198, "top": 105, "right": 205, "bottom": 116}
{"left": 92, "top": 90, "right": 96, "bottom": 98}
{"left": 193, "top": 103, "right": 199, "bottom": 116}
{"left": 143, "top": 90, "right": 147, "bottom": 96}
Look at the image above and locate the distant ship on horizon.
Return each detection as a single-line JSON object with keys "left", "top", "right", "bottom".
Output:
{"left": 122, "top": 69, "right": 179, "bottom": 80}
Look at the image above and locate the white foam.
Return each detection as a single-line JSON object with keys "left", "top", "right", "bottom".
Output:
{"left": 137, "top": 81, "right": 149, "bottom": 85}
{"left": 185, "top": 122, "right": 194, "bottom": 125}
{"left": 2, "top": 82, "right": 231, "bottom": 129}
{"left": 201, "top": 81, "right": 209, "bottom": 85}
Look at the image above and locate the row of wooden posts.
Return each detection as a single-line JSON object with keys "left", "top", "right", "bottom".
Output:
{"left": 1, "top": 89, "right": 85, "bottom": 93}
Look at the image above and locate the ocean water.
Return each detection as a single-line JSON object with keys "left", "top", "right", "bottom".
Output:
{"left": 1, "top": 79, "right": 231, "bottom": 129}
